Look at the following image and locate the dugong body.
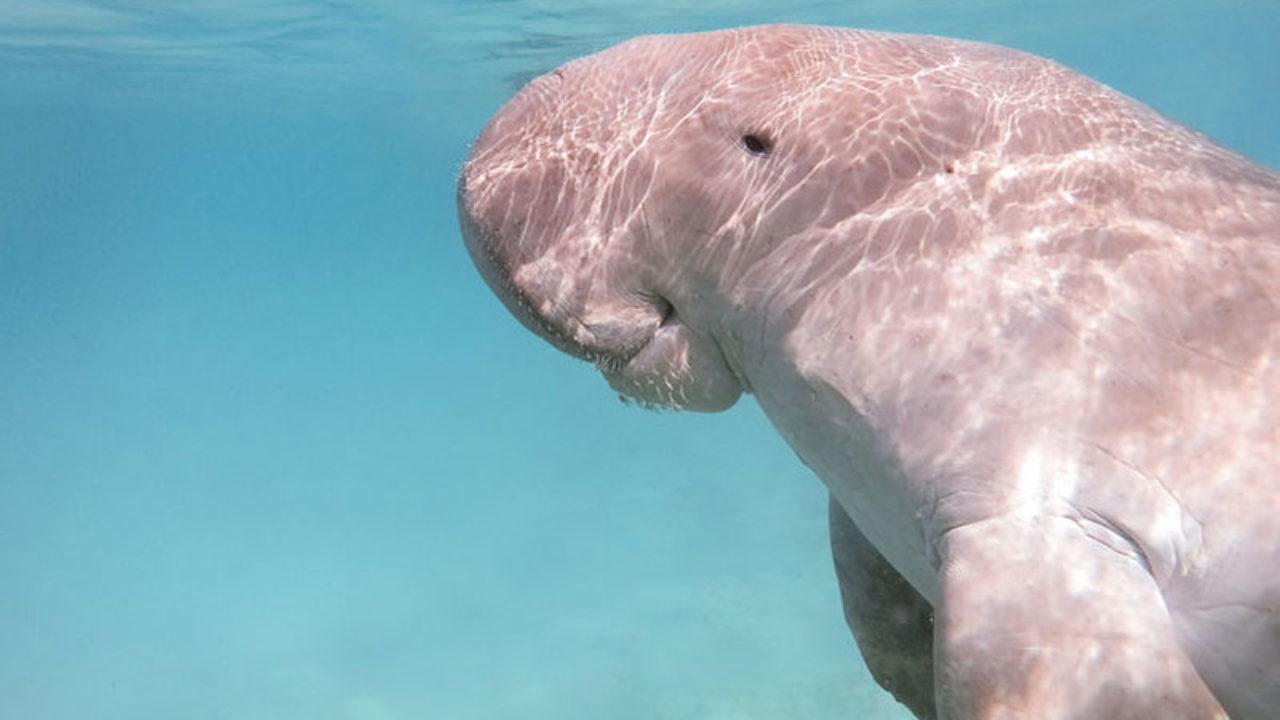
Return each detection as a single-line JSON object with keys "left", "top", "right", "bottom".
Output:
{"left": 458, "top": 25, "right": 1280, "bottom": 719}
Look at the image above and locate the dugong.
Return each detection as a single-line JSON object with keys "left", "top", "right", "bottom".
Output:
{"left": 457, "top": 25, "right": 1280, "bottom": 719}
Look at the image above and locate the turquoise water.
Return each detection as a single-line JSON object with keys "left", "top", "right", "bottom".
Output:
{"left": 2, "top": 2, "right": 1276, "bottom": 719}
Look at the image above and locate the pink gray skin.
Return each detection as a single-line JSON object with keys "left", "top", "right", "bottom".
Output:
{"left": 458, "top": 25, "right": 1280, "bottom": 720}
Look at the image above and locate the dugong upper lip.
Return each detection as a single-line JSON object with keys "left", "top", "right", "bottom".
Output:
{"left": 457, "top": 179, "right": 658, "bottom": 370}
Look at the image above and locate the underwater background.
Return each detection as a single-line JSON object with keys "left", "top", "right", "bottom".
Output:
{"left": 2, "top": 2, "right": 1277, "bottom": 718}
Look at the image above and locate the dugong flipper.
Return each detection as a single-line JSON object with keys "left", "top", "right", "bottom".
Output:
{"left": 459, "top": 24, "right": 1280, "bottom": 719}
{"left": 830, "top": 496, "right": 936, "bottom": 719}
{"left": 935, "top": 515, "right": 1227, "bottom": 719}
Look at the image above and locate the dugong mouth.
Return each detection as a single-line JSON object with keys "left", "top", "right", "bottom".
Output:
{"left": 456, "top": 179, "right": 661, "bottom": 371}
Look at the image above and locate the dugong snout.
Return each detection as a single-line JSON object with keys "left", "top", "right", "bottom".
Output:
{"left": 457, "top": 165, "right": 662, "bottom": 371}
{"left": 458, "top": 50, "right": 745, "bottom": 412}
{"left": 457, "top": 67, "right": 659, "bottom": 368}
{"left": 459, "top": 165, "right": 740, "bottom": 412}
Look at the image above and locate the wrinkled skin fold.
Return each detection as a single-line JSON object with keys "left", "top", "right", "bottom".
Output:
{"left": 459, "top": 24, "right": 1280, "bottom": 720}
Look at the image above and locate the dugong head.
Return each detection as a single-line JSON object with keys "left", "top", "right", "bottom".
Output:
{"left": 458, "top": 26, "right": 983, "bottom": 410}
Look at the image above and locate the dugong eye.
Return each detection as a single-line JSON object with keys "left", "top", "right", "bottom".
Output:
{"left": 740, "top": 132, "right": 773, "bottom": 156}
